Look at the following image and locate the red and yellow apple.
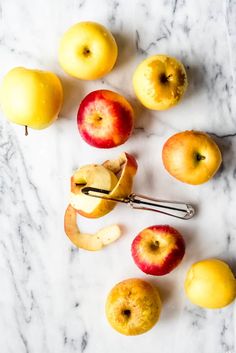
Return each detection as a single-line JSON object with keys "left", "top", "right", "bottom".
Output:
{"left": 185, "top": 259, "right": 236, "bottom": 309}
{"left": 64, "top": 205, "right": 121, "bottom": 251}
{"left": 133, "top": 55, "right": 187, "bottom": 110}
{"left": 131, "top": 225, "right": 185, "bottom": 276}
{"left": 162, "top": 130, "right": 222, "bottom": 185}
{"left": 105, "top": 278, "right": 162, "bottom": 335}
{"left": 59, "top": 22, "right": 118, "bottom": 80}
{"left": 77, "top": 90, "right": 134, "bottom": 148}
{"left": 69, "top": 152, "right": 138, "bottom": 218}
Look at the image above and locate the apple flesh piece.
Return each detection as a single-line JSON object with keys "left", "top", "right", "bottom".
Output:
{"left": 131, "top": 225, "right": 185, "bottom": 276}
{"left": 70, "top": 164, "right": 118, "bottom": 218}
{"left": 64, "top": 205, "right": 121, "bottom": 251}
{"left": 77, "top": 90, "right": 134, "bottom": 148}
{"left": 162, "top": 130, "right": 222, "bottom": 185}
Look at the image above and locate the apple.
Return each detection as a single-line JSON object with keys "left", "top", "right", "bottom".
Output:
{"left": 70, "top": 164, "right": 118, "bottom": 218}
{"left": 131, "top": 225, "right": 185, "bottom": 276}
{"left": 59, "top": 22, "right": 118, "bottom": 80}
{"left": 133, "top": 55, "right": 187, "bottom": 110}
{"left": 70, "top": 152, "right": 138, "bottom": 218}
{"left": 185, "top": 259, "right": 236, "bottom": 309}
{"left": 0, "top": 67, "right": 63, "bottom": 134}
{"left": 162, "top": 130, "right": 222, "bottom": 185}
{"left": 105, "top": 278, "right": 162, "bottom": 335}
{"left": 77, "top": 90, "right": 134, "bottom": 148}
{"left": 64, "top": 205, "right": 121, "bottom": 251}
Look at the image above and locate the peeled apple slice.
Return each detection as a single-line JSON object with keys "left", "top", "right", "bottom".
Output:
{"left": 64, "top": 205, "right": 121, "bottom": 251}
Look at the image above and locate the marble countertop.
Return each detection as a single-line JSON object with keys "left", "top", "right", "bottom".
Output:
{"left": 0, "top": 0, "right": 236, "bottom": 352}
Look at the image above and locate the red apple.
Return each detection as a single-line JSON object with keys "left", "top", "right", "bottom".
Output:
{"left": 131, "top": 225, "right": 185, "bottom": 276}
{"left": 77, "top": 90, "right": 134, "bottom": 148}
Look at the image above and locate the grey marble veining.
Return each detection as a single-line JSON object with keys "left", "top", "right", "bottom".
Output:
{"left": 0, "top": 0, "right": 236, "bottom": 352}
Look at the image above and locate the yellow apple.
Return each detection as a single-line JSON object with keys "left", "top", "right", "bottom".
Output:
{"left": 64, "top": 205, "right": 121, "bottom": 251}
{"left": 133, "top": 55, "right": 187, "bottom": 110}
{"left": 59, "top": 22, "right": 118, "bottom": 80}
{"left": 185, "top": 259, "right": 236, "bottom": 309}
{"left": 0, "top": 67, "right": 63, "bottom": 133}
{"left": 162, "top": 130, "right": 222, "bottom": 185}
{"left": 70, "top": 164, "right": 118, "bottom": 218}
{"left": 105, "top": 278, "right": 162, "bottom": 335}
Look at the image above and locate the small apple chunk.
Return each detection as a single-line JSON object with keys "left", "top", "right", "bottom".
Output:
{"left": 64, "top": 205, "right": 121, "bottom": 251}
{"left": 59, "top": 22, "right": 118, "bottom": 80}
{"left": 133, "top": 55, "right": 187, "bottom": 110}
{"left": 162, "top": 130, "right": 222, "bottom": 185}
{"left": 77, "top": 90, "right": 134, "bottom": 148}
{"left": 131, "top": 225, "right": 185, "bottom": 276}
{"left": 105, "top": 278, "right": 162, "bottom": 335}
{"left": 70, "top": 164, "right": 118, "bottom": 218}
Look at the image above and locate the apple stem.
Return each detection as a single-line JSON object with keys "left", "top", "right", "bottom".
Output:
{"left": 25, "top": 125, "right": 28, "bottom": 136}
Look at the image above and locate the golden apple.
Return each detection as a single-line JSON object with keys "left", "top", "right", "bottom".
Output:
{"left": 64, "top": 205, "right": 121, "bottom": 251}
{"left": 0, "top": 67, "right": 63, "bottom": 133}
{"left": 185, "top": 259, "right": 236, "bottom": 309}
{"left": 105, "top": 278, "right": 162, "bottom": 335}
{"left": 70, "top": 164, "right": 118, "bottom": 218}
{"left": 162, "top": 130, "right": 222, "bottom": 185}
{"left": 133, "top": 55, "right": 187, "bottom": 110}
{"left": 59, "top": 22, "right": 118, "bottom": 80}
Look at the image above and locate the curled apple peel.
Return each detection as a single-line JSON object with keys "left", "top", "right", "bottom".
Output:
{"left": 102, "top": 152, "right": 138, "bottom": 199}
{"left": 64, "top": 205, "right": 121, "bottom": 251}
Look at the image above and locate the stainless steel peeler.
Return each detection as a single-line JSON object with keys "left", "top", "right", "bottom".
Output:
{"left": 81, "top": 187, "right": 195, "bottom": 220}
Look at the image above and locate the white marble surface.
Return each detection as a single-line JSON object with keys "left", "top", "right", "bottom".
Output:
{"left": 0, "top": 0, "right": 236, "bottom": 352}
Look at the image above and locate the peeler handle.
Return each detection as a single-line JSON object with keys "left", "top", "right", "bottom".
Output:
{"left": 128, "top": 193, "right": 195, "bottom": 220}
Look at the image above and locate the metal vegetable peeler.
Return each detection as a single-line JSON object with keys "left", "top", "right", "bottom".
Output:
{"left": 81, "top": 187, "right": 195, "bottom": 220}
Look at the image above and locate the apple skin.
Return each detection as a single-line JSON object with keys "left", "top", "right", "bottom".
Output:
{"left": 59, "top": 21, "right": 118, "bottom": 80}
{"left": 133, "top": 55, "right": 187, "bottom": 110}
{"left": 77, "top": 90, "right": 134, "bottom": 148}
{"left": 131, "top": 225, "right": 185, "bottom": 276}
{"left": 162, "top": 130, "right": 222, "bottom": 185}
{"left": 102, "top": 152, "right": 138, "bottom": 199}
{"left": 64, "top": 204, "right": 121, "bottom": 251}
{"left": 105, "top": 278, "right": 162, "bottom": 335}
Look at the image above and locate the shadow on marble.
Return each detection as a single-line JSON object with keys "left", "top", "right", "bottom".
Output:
{"left": 59, "top": 75, "right": 85, "bottom": 119}
{"left": 184, "top": 64, "right": 206, "bottom": 100}
{"left": 112, "top": 32, "right": 136, "bottom": 70}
